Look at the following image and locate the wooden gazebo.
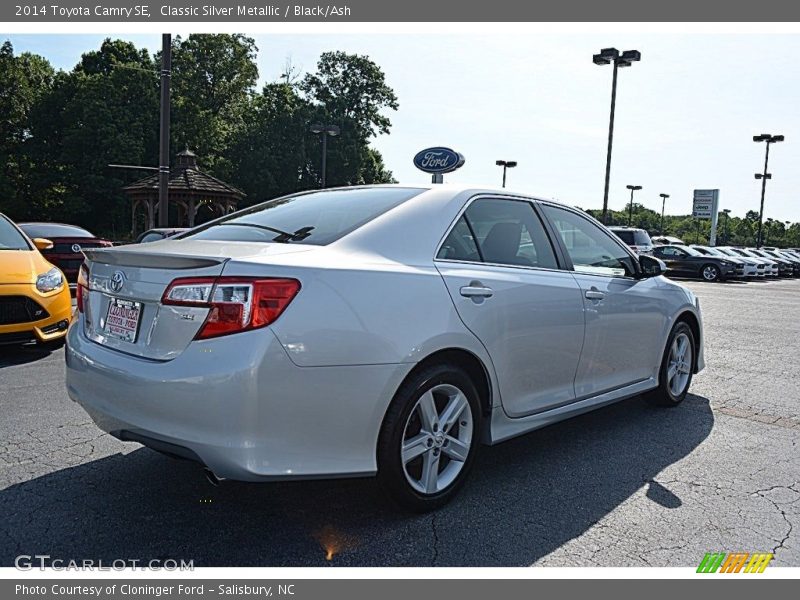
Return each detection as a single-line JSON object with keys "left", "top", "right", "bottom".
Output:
{"left": 124, "top": 149, "right": 245, "bottom": 235}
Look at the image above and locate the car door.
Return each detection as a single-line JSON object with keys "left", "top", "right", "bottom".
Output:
{"left": 653, "top": 245, "right": 686, "bottom": 275}
{"left": 435, "top": 196, "right": 585, "bottom": 417}
{"left": 539, "top": 203, "right": 669, "bottom": 397}
{"left": 672, "top": 247, "right": 700, "bottom": 276}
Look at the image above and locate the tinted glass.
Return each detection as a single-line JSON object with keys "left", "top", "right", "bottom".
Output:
{"left": 612, "top": 230, "right": 635, "bottom": 244}
{"left": 543, "top": 206, "right": 636, "bottom": 277}
{"left": 634, "top": 230, "right": 652, "bottom": 245}
{"left": 439, "top": 198, "right": 557, "bottom": 269}
{"left": 139, "top": 232, "right": 165, "bottom": 243}
{"left": 0, "top": 216, "right": 31, "bottom": 250}
{"left": 437, "top": 216, "right": 480, "bottom": 261}
{"left": 185, "top": 187, "right": 424, "bottom": 246}
{"left": 20, "top": 223, "right": 94, "bottom": 238}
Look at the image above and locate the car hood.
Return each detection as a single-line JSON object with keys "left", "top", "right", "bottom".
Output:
{"left": 0, "top": 249, "right": 53, "bottom": 284}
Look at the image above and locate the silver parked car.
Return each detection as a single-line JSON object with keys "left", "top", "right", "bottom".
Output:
{"left": 66, "top": 185, "right": 705, "bottom": 511}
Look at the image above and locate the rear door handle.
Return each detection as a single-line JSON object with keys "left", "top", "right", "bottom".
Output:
{"left": 584, "top": 289, "right": 605, "bottom": 300}
{"left": 460, "top": 285, "right": 494, "bottom": 298}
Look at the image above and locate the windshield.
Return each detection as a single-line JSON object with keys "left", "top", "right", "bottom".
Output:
{"left": 0, "top": 216, "right": 32, "bottom": 250}
{"left": 682, "top": 246, "right": 703, "bottom": 256}
{"left": 184, "top": 187, "right": 425, "bottom": 246}
{"left": 20, "top": 223, "right": 94, "bottom": 238}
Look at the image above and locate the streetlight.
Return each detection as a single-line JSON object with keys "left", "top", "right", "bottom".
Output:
{"left": 626, "top": 184, "right": 642, "bottom": 227}
{"left": 310, "top": 123, "right": 341, "bottom": 188}
{"left": 593, "top": 47, "right": 642, "bottom": 225}
{"left": 765, "top": 217, "right": 774, "bottom": 245}
{"left": 495, "top": 160, "right": 517, "bottom": 188}
{"left": 722, "top": 208, "right": 731, "bottom": 245}
{"left": 659, "top": 193, "right": 670, "bottom": 235}
{"left": 753, "top": 133, "right": 784, "bottom": 248}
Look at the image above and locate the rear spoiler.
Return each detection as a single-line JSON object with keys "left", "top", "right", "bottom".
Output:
{"left": 82, "top": 248, "right": 226, "bottom": 270}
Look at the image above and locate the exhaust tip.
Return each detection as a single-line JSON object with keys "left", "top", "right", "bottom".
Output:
{"left": 203, "top": 468, "right": 225, "bottom": 487}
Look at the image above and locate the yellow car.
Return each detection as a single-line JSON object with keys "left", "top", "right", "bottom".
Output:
{"left": 1, "top": 213, "right": 72, "bottom": 347}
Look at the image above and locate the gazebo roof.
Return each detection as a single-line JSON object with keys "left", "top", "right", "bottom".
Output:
{"left": 123, "top": 149, "right": 245, "bottom": 199}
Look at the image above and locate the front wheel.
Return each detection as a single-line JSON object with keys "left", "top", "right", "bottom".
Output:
{"left": 701, "top": 263, "right": 721, "bottom": 282}
{"left": 377, "top": 364, "right": 481, "bottom": 512}
{"left": 647, "top": 322, "right": 695, "bottom": 407}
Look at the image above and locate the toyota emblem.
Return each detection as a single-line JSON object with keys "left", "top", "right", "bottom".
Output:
{"left": 71, "top": 243, "right": 82, "bottom": 253}
{"left": 110, "top": 270, "right": 126, "bottom": 293}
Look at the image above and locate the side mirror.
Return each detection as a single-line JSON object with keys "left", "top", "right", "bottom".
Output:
{"left": 32, "top": 238, "right": 53, "bottom": 251}
{"left": 638, "top": 254, "right": 667, "bottom": 279}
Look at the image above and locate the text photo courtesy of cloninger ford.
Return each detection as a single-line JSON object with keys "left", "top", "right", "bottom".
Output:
{"left": 0, "top": 25, "right": 799, "bottom": 575}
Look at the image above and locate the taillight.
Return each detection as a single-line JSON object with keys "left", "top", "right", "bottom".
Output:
{"left": 76, "top": 263, "right": 89, "bottom": 313}
{"left": 162, "top": 276, "right": 300, "bottom": 340}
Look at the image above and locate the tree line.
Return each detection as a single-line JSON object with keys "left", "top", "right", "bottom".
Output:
{"left": 585, "top": 204, "right": 800, "bottom": 248}
{"left": 0, "top": 35, "right": 397, "bottom": 238}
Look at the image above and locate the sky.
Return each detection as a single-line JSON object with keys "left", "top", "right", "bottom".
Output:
{"left": 4, "top": 32, "right": 800, "bottom": 222}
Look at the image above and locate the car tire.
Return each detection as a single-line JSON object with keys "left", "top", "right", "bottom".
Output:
{"left": 647, "top": 321, "right": 695, "bottom": 407}
{"left": 701, "top": 263, "right": 721, "bottom": 282}
{"left": 377, "top": 363, "right": 481, "bottom": 512}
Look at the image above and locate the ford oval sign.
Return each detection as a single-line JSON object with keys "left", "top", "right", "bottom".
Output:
{"left": 413, "top": 147, "right": 465, "bottom": 175}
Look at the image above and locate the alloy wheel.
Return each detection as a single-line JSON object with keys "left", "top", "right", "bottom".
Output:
{"left": 400, "top": 383, "right": 473, "bottom": 495}
{"left": 702, "top": 265, "right": 718, "bottom": 281}
{"left": 667, "top": 332, "right": 692, "bottom": 397}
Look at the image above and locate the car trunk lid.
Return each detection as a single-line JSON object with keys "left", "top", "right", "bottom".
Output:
{"left": 80, "top": 241, "right": 309, "bottom": 360}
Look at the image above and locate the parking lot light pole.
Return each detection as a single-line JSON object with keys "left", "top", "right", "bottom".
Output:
{"left": 626, "top": 184, "right": 642, "bottom": 226}
{"left": 659, "top": 193, "right": 670, "bottom": 235}
{"left": 310, "top": 123, "right": 341, "bottom": 188}
{"left": 594, "top": 47, "right": 641, "bottom": 225}
{"left": 495, "top": 160, "right": 517, "bottom": 188}
{"left": 753, "top": 133, "right": 784, "bottom": 248}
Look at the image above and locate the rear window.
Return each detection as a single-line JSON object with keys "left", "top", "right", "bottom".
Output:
{"left": 0, "top": 216, "right": 31, "bottom": 250}
{"left": 20, "top": 223, "right": 94, "bottom": 239}
{"left": 612, "top": 230, "right": 634, "bottom": 244}
{"left": 184, "top": 187, "right": 425, "bottom": 246}
{"left": 611, "top": 229, "right": 651, "bottom": 246}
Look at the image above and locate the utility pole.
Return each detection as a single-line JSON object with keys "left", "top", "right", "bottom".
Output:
{"left": 158, "top": 33, "right": 171, "bottom": 228}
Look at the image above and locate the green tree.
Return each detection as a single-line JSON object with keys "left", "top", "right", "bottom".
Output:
{"left": 0, "top": 41, "right": 55, "bottom": 218}
{"left": 301, "top": 51, "right": 398, "bottom": 187}
{"left": 26, "top": 39, "right": 159, "bottom": 235}
{"left": 170, "top": 34, "right": 259, "bottom": 178}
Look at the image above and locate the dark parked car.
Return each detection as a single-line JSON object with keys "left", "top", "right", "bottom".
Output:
{"left": 18, "top": 223, "right": 113, "bottom": 286}
{"left": 652, "top": 244, "right": 740, "bottom": 282}
{"left": 135, "top": 228, "right": 189, "bottom": 244}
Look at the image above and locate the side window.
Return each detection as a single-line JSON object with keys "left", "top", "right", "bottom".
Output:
{"left": 437, "top": 216, "right": 480, "bottom": 261}
{"left": 451, "top": 198, "right": 558, "bottom": 269}
{"left": 541, "top": 205, "right": 636, "bottom": 277}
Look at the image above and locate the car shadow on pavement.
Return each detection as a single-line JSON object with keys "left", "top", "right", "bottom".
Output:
{"left": 0, "top": 393, "right": 713, "bottom": 567}
{"left": 0, "top": 344, "right": 60, "bottom": 368}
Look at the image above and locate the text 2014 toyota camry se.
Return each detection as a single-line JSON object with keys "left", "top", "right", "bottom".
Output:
{"left": 66, "top": 185, "right": 704, "bottom": 511}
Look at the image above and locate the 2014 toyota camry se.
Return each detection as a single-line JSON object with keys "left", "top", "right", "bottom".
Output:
{"left": 66, "top": 185, "right": 704, "bottom": 511}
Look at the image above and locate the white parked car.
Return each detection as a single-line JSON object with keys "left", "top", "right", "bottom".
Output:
{"left": 720, "top": 247, "right": 779, "bottom": 277}
{"left": 691, "top": 245, "right": 763, "bottom": 278}
{"left": 608, "top": 226, "right": 654, "bottom": 255}
{"left": 65, "top": 185, "right": 704, "bottom": 511}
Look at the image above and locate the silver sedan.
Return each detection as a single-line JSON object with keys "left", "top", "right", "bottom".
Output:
{"left": 66, "top": 185, "right": 704, "bottom": 511}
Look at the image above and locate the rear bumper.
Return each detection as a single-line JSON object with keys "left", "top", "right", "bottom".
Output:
{"left": 65, "top": 319, "right": 411, "bottom": 481}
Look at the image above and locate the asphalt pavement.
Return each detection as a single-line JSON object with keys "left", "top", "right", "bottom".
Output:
{"left": 1, "top": 279, "right": 798, "bottom": 567}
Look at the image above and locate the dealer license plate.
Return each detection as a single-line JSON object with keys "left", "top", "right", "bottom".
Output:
{"left": 103, "top": 297, "right": 142, "bottom": 343}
